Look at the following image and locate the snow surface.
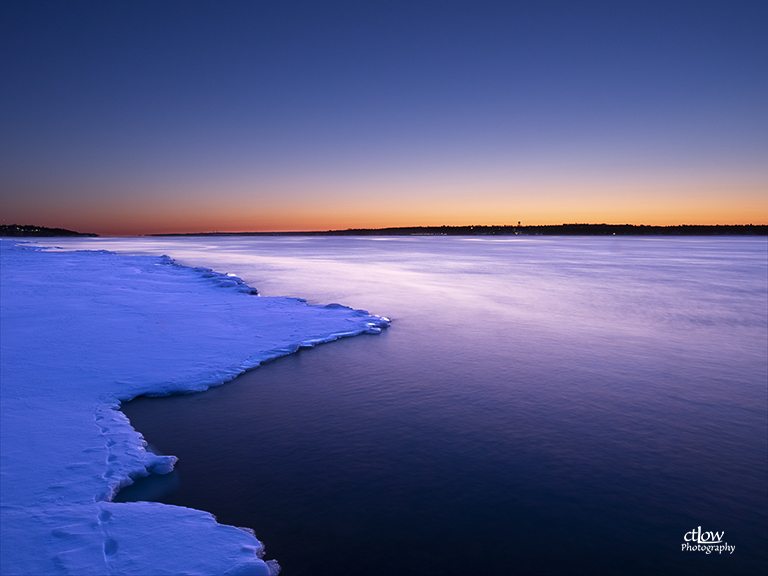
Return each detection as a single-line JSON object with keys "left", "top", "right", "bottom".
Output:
{"left": 0, "top": 240, "right": 390, "bottom": 575}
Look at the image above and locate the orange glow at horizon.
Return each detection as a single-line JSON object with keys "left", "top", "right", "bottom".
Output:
{"left": 7, "top": 196, "right": 766, "bottom": 237}
{"left": 4, "top": 172, "right": 766, "bottom": 236}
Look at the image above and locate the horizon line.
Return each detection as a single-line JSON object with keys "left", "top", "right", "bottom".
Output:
{"left": 3, "top": 222, "right": 768, "bottom": 238}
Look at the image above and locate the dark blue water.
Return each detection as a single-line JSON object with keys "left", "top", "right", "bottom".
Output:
{"left": 54, "top": 236, "right": 767, "bottom": 575}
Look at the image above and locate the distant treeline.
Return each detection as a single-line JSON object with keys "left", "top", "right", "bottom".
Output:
{"left": 154, "top": 224, "right": 768, "bottom": 237}
{"left": 311, "top": 224, "right": 768, "bottom": 236}
{"left": 0, "top": 224, "right": 98, "bottom": 237}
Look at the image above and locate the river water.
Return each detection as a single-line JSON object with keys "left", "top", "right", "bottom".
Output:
{"left": 48, "top": 235, "right": 767, "bottom": 575}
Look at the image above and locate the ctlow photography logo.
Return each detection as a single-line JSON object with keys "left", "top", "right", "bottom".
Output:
{"left": 682, "top": 526, "right": 735, "bottom": 554}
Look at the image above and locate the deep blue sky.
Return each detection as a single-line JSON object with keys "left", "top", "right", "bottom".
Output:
{"left": 1, "top": 0, "right": 766, "bottom": 234}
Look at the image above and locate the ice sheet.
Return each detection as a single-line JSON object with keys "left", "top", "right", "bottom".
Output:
{"left": 0, "top": 240, "right": 389, "bottom": 575}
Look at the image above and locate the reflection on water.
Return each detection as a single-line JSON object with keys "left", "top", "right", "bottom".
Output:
{"left": 50, "top": 236, "right": 767, "bottom": 575}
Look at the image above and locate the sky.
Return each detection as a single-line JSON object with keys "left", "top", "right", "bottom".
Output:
{"left": 1, "top": 0, "right": 766, "bottom": 235}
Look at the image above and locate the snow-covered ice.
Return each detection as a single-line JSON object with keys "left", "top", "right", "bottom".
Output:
{"left": 0, "top": 240, "right": 389, "bottom": 575}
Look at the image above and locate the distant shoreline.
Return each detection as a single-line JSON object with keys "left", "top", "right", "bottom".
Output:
{"left": 0, "top": 224, "right": 98, "bottom": 237}
{"left": 3, "top": 223, "right": 766, "bottom": 238}
{"left": 150, "top": 224, "right": 768, "bottom": 237}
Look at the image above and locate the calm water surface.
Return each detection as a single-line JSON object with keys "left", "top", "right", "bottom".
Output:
{"left": 51, "top": 236, "right": 767, "bottom": 575}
